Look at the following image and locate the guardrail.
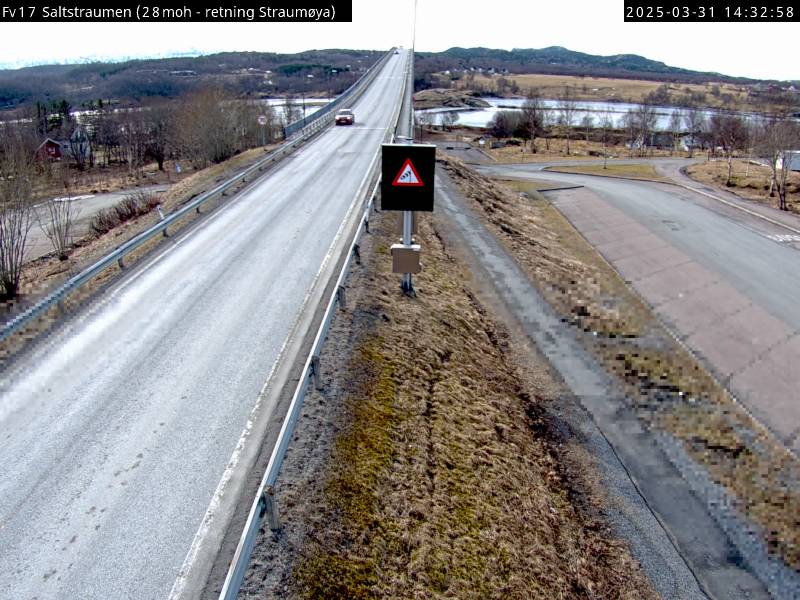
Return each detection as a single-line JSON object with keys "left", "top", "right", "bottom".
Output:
{"left": 0, "top": 48, "right": 397, "bottom": 346}
{"left": 283, "top": 48, "right": 395, "bottom": 139}
{"left": 216, "top": 50, "right": 410, "bottom": 600}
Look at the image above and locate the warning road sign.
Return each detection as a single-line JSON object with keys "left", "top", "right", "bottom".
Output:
{"left": 381, "top": 143, "right": 436, "bottom": 211}
{"left": 393, "top": 159, "right": 424, "bottom": 187}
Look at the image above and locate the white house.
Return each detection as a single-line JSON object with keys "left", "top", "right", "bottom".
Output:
{"left": 777, "top": 150, "right": 800, "bottom": 172}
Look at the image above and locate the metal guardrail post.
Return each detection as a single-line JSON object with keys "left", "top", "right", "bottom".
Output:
{"left": 311, "top": 355, "right": 323, "bottom": 391}
{"left": 263, "top": 486, "right": 280, "bottom": 532}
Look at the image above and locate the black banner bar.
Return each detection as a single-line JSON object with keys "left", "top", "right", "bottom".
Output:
{"left": 624, "top": 2, "right": 798, "bottom": 22}
{"left": 0, "top": 1, "right": 352, "bottom": 22}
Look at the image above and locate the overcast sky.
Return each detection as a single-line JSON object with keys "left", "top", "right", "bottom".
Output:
{"left": 0, "top": 0, "right": 797, "bottom": 80}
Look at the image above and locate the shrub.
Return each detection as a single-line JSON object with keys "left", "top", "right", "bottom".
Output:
{"left": 90, "top": 190, "right": 160, "bottom": 235}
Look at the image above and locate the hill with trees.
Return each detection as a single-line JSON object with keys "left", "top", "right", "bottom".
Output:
{"left": 415, "top": 46, "right": 765, "bottom": 86}
{"left": 0, "top": 49, "right": 382, "bottom": 115}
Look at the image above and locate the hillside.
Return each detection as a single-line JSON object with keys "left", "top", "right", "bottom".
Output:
{"left": 0, "top": 49, "right": 383, "bottom": 113}
{"left": 416, "top": 46, "right": 765, "bottom": 86}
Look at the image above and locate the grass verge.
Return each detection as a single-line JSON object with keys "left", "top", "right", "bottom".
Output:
{"left": 289, "top": 206, "right": 656, "bottom": 599}
{"left": 685, "top": 159, "right": 800, "bottom": 214}
{"left": 544, "top": 163, "right": 669, "bottom": 182}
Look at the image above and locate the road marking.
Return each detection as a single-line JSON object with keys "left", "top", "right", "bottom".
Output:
{"left": 680, "top": 184, "right": 800, "bottom": 236}
{"left": 53, "top": 194, "right": 94, "bottom": 202}
{"left": 767, "top": 233, "right": 800, "bottom": 243}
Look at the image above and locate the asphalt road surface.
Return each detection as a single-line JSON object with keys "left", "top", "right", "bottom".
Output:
{"left": 479, "top": 163, "right": 800, "bottom": 452}
{"left": 0, "top": 52, "right": 406, "bottom": 599}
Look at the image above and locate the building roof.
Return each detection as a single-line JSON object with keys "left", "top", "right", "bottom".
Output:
{"left": 35, "top": 137, "right": 61, "bottom": 151}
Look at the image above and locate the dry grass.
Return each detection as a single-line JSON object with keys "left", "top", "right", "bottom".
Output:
{"left": 545, "top": 163, "right": 669, "bottom": 182}
{"left": 686, "top": 159, "right": 800, "bottom": 214}
{"left": 31, "top": 160, "right": 187, "bottom": 203}
{"left": 290, "top": 209, "right": 656, "bottom": 599}
{"left": 484, "top": 138, "right": 677, "bottom": 163}
{"left": 441, "top": 153, "right": 800, "bottom": 570}
{"left": 499, "top": 178, "right": 571, "bottom": 193}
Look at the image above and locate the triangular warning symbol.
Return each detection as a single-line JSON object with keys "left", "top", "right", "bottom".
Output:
{"left": 392, "top": 158, "right": 424, "bottom": 187}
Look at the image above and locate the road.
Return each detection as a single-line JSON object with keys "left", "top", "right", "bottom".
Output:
{"left": 478, "top": 162, "right": 800, "bottom": 452}
{"left": 0, "top": 52, "right": 406, "bottom": 599}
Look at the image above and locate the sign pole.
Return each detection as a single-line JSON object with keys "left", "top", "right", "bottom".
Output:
{"left": 402, "top": 35, "right": 416, "bottom": 293}
{"left": 401, "top": 134, "right": 413, "bottom": 290}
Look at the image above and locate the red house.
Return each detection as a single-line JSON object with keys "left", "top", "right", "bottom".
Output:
{"left": 35, "top": 138, "right": 63, "bottom": 161}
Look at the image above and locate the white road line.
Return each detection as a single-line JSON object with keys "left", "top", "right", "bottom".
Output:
{"left": 767, "top": 233, "right": 800, "bottom": 243}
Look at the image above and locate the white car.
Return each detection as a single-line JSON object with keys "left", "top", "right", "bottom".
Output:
{"left": 335, "top": 109, "right": 355, "bottom": 126}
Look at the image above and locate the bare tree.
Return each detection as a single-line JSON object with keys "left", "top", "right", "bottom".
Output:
{"left": 521, "top": 90, "right": 544, "bottom": 153}
{"left": 599, "top": 111, "right": 614, "bottom": 169}
{"left": 489, "top": 110, "right": 521, "bottom": 139}
{"left": 282, "top": 96, "right": 303, "bottom": 127}
{"left": 38, "top": 181, "right": 77, "bottom": 261}
{"left": 580, "top": 114, "right": 594, "bottom": 142}
{"left": 683, "top": 106, "right": 707, "bottom": 158}
{"left": 668, "top": 110, "right": 684, "bottom": 156}
{"left": 93, "top": 110, "right": 122, "bottom": 166}
{"left": 709, "top": 114, "right": 749, "bottom": 186}
{"left": 118, "top": 109, "right": 149, "bottom": 175}
{"left": 557, "top": 87, "right": 578, "bottom": 155}
{"left": 0, "top": 131, "right": 35, "bottom": 300}
{"left": 143, "top": 102, "right": 174, "bottom": 171}
{"left": 441, "top": 110, "right": 458, "bottom": 132}
{"left": 541, "top": 108, "right": 553, "bottom": 152}
{"left": 755, "top": 116, "right": 800, "bottom": 211}
{"left": 622, "top": 110, "right": 638, "bottom": 157}
{"left": 261, "top": 103, "right": 281, "bottom": 144}
{"left": 173, "top": 88, "right": 239, "bottom": 168}
{"left": 633, "top": 102, "right": 658, "bottom": 156}
{"left": 66, "top": 125, "right": 93, "bottom": 172}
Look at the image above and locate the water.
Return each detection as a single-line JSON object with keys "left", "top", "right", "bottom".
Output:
{"left": 416, "top": 96, "right": 764, "bottom": 131}
{"left": 264, "top": 97, "right": 331, "bottom": 121}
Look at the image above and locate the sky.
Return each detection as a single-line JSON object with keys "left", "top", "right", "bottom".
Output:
{"left": 0, "top": 0, "right": 797, "bottom": 81}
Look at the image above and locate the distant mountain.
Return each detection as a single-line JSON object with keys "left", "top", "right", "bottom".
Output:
{"left": 416, "top": 46, "right": 761, "bottom": 84}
